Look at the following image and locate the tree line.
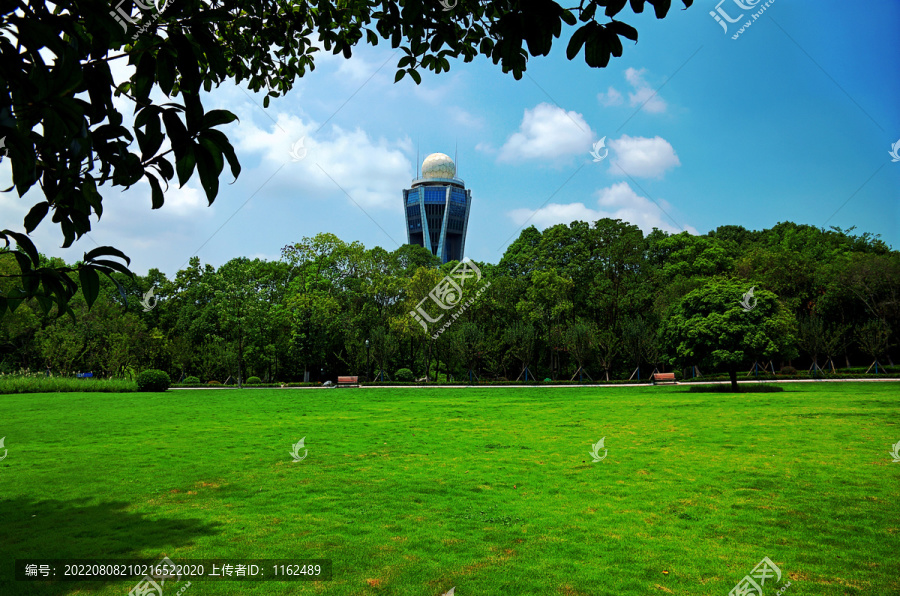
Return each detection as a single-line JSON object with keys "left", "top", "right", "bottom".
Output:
{"left": 1, "top": 220, "right": 897, "bottom": 389}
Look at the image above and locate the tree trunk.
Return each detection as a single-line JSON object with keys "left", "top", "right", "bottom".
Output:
{"left": 238, "top": 332, "right": 244, "bottom": 389}
{"left": 728, "top": 366, "right": 738, "bottom": 392}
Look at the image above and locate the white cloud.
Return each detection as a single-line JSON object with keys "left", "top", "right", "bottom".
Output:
{"left": 507, "top": 181, "right": 697, "bottom": 235}
{"left": 232, "top": 112, "right": 412, "bottom": 210}
{"left": 608, "top": 134, "right": 680, "bottom": 178}
{"left": 624, "top": 68, "right": 667, "bottom": 113}
{"left": 597, "top": 86, "right": 624, "bottom": 107}
{"left": 498, "top": 103, "right": 593, "bottom": 163}
{"left": 598, "top": 67, "right": 667, "bottom": 113}
{"left": 475, "top": 141, "right": 496, "bottom": 155}
{"left": 508, "top": 202, "right": 599, "bottom": 229}
{"left": 336, "top": 54, "right": 385, "bottom": 82}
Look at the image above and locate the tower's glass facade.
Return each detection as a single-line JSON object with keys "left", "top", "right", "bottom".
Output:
{"left": 404, "top": 154, "right": 472, "bottom": 264}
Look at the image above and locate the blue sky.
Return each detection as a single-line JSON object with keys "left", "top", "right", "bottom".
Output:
{"left": 2, "top": 0, "right": 898, "bottom": 275}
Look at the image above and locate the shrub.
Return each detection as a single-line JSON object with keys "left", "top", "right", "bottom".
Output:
{"left": 780, "top": 366, "right": 797, "bottom": 375}
{"left": 687, "top": 384, "right": 785, "bottom": 393}
{"left": 183, "top": 376, "right": 200, "bottom": 385}
{"left": 0, "top": 375, "right": 136, "bottom": 393}
{"left": 207, "top": 380, "right": 222, "bottom": 386}
{"left": 246, "top": 376, "right": 261, "bottom": 385}
{"left": 394, "top": 368, "right": 415, "bottom": 382}
{"left": 136, "top": 369, "right": 170, "bottom": 392}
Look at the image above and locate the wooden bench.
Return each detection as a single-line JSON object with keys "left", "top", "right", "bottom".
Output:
{"left": 651, "top": 372, "right": 676, "bottom": 385}
{"left": 337, "top": 376, "right": 359, "bottom": 387}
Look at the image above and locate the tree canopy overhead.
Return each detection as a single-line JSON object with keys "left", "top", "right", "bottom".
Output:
{"left": 0, "top": 0, "right": 692, "bottom": 317}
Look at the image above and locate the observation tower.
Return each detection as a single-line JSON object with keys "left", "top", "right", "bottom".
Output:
{"left": 403, "top": 153, "right": 472, "bottom": 264}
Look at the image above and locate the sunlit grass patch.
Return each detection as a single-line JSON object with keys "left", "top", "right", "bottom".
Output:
{"left": 0, "top": 383, "right": 898, "bottom": 595}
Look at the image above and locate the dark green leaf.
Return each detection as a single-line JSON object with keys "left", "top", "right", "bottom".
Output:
{"left": 78, "top": 266, "right": 101, "bottom": 308}
{"left": 608, "top": 20, "right": 639, "bottom": 42}
{"left": 605, "top": 0, "right": 628, "bottom": 17}
{"left": 195, "top": 144, "right": 220, "bottom": 202}
{"left": 84, "top": 245, "right": 131, "bottom": 265}
{"left": 148, "top": 172, "right": 164, "bottom": 209}
{"left": 176, "top": 145, "right": 197, "bottom": 187}
{"left": 24, "top": 202, "right": 50, "bottom": 233}
{"left": 3, "top": 230, "right": 40, "bottom": 266}
{"left": 567, "top": 25, "right": 589, "bottom": 60}
{"left": 203, "top": 109, "right": 238, "bottom": 129}
{"left": 648, "top": 0, "right": 672, "bottom": 18}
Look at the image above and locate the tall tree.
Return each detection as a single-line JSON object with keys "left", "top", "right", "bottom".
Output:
{"left": 663, "top": 278, "right": 797, "bottom": 391}
{"left": 212, "top": 258, "right": 267, "bottom": 387}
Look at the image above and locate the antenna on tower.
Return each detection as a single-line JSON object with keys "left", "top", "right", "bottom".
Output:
{"left": 416, "top": 139, "right": 420, "bottom": 179}
{"left": 455, "top": 140, "right": 458, "bottom": 177}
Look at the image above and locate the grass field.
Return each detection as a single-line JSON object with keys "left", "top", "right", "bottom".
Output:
{"left": 1, "top": 383, "right": 898, "bottom": 595}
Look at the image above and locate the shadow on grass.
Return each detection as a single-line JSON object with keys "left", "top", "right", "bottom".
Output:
{"left": 685, "top": 384, "right": 786, "bottom": 393}
{"left": 0, "top": 497, "right": 220, "bottom": 595}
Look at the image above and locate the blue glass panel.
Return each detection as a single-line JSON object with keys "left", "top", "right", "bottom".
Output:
{"left": 424, "top": 188, "right": 446, "bottom": 203}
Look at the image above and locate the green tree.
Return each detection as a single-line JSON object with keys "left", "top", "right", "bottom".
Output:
{"left": 594, "top": 327, "right": 620, "bottom": 381}
{"left": 564, "top": 318, "right": 595, "bottom": 381}
{"left": 212, "top": 258, "right": 267, "bottom": 387}
{"left": 856, "top": 319, "right": 891, "bottom": 371}
{"left": 663, "top": 278, "right": 797, "bottom": 391}
{"left": 796, "top": 314, "right": 826, "bottom": 373}
{"left": 503, "top": 321, "right": 536, "bottom": 381}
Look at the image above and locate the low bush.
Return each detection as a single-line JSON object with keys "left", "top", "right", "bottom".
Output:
{"left": 183, "top": 376, "right": 200, "bottom": 385}
{"left": 246, "top": 376, "right": 261, "bottom": 385}
{"left": 207, "top": 380, "right": 222, "bottom": 386}
{"left": 136, "top": 369, "right": 170, "bottom": 392}
{"left": 394, "top": 368, "right": 415, "bottom": 382}
{"left": 780, "top": 366, "right": 797, "bottom": 375}
{"left": 687, "top": 384, "right": 785, "bottom": 393}
{"left": 0, "top": 375, "right": 136, "bottom": 394}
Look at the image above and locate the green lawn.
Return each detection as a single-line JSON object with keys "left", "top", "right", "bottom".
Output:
{"left": 1, "top": 383, "right": 898, "bottom": 595}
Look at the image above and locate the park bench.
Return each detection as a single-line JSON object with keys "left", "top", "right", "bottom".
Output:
{"left": 337, "top": 376, "right": 359, "bottom": 387}
{"left": 651, "top": 372, "right": 676, "bottom": 385}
